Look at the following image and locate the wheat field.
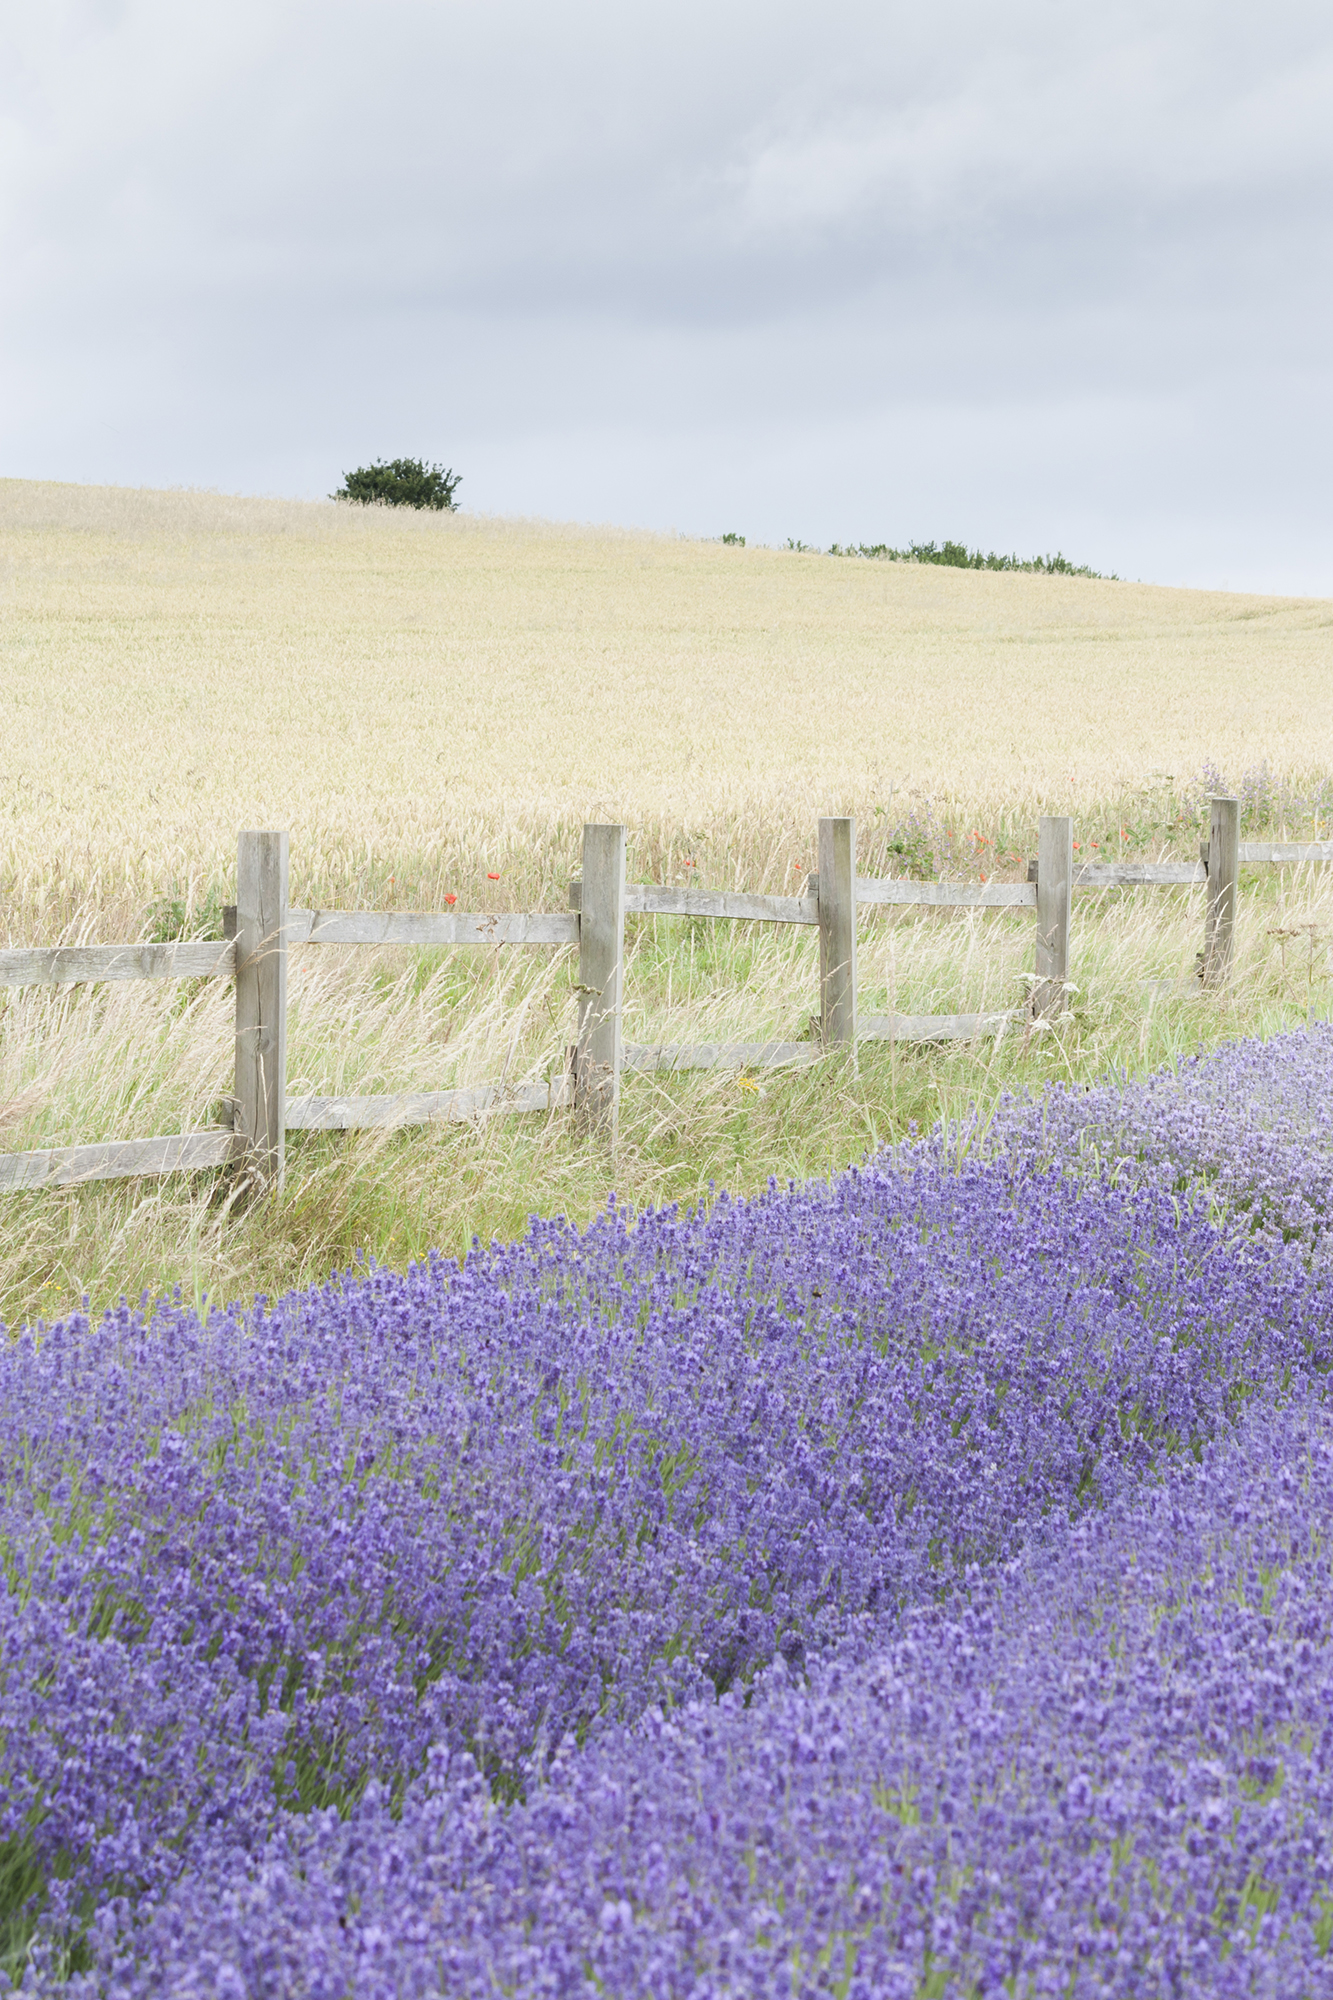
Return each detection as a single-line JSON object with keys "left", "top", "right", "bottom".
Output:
{"left": 2, "top": 476, "right": 1332, "bottom": 1327}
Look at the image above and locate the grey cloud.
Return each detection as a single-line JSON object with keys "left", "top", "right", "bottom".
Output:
{"left": 2, "top": 0, "right": 1331, "bottom": 590}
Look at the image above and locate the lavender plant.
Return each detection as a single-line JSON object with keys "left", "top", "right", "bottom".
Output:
{"left": 986, "top": 1021, "right": 1333, "bottom": 1259}
{"left": 3, "top": 1026, "right": 1333, "bottom": 1989}
{"left": 101, "top": 1389, "right": 1333, "bottom": 1998}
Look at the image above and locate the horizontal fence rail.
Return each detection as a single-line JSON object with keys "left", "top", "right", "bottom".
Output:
{"left": 569, "top": 882, "right": 817, "bottom": 925}
{"left": 1069, "top": 862, "right": 1205, "bottom": 888}
{"left": 857, "top": 880, "right": 1037, "bottom": 909}
{"left": 0, "top": 1130, "right": 245, "bottom": 1193}
{"left": 1239, "top": 841, "right": 1333, "bottom": 864}
{"left": 284, "top": 909, "right": 579, "bottom": 948}
{"left": 4, "top": 797, "right": 1330, "bottom": 1195}
{"left": 1059, "top": 842, "right": 1333, "bottom": 892}
{"left": 0, "top": 941, "right": 237, "bottom": 989}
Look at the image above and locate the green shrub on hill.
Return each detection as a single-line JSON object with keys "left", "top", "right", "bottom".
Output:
{"left": 333, "top": 458, "right": 461, "bottom": 510}
{"left": 824, "top": 537, "right": 1113, "bottom": 577}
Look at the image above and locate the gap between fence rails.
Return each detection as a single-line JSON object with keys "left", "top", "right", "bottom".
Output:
{"left": 4, "top": 799, "right": 1328, "bottom": 1194}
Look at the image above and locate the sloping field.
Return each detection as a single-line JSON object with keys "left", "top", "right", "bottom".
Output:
{"left": 3, "top": 477, "right": 1332, "bottom": 911}
{"left": 1, "top": 479, "right": 1332, "bottom": 1325}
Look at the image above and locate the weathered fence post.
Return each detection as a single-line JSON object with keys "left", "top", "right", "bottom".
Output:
{"left": 573, "top": 823, "right": 626, "bottom": 1139}
{"left": 1203, "top": 794, "right": 1240, "bottom": 988}
{"left": 234, "top": 830, "right": 289, "bottom": 1191}
{"left": 818, "top": 816, "right": 857, "bottom": 1045}
{"left": 1034, "top": 815, "right": 1073, "bottom": 1019}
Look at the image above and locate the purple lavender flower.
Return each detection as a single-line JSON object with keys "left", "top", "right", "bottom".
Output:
{"left": 2, "top": 1026, "right": 1333, "bottom": 1990}
{"left": 79, "top": 1391, "right": 1333, "bottom": 1998}
{"left": 985, "top": 1021, "right": 1333, "bottom": 1258}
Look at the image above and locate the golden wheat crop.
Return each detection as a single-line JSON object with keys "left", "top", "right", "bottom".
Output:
{"left": 2, "top": 477, "right": 1332, "bottom": 1328}
{"left": 4, "top": 477, "right": 1333, "bottom": 921}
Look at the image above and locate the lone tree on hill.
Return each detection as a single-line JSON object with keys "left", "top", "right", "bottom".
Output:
{"left": 332, "top": 458, "right": 461, "bottom": 510}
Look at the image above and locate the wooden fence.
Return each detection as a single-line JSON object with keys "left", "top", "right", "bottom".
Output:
{"left": 2, "top": 797, "right": 1330, "bottom": 1194}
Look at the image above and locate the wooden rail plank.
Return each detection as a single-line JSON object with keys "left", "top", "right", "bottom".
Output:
{"left": 285, "top": 1079, "right": 574, "bottom": 1130}
{"left": 859, "top": 1012, "right": 1019, "bottom": 1043}
{"left": 622, "top": 1040, "right": 819, "bottom": 1073}
{"left": 1069, "top": 862, "right": 1206, "bottom": 887}
{"left": 857, "top": 879, "right": 1037, "bottom": 908}
{"left": 0, "top": 1130, "right": 244, "bottom": 1192}
{"left": 1059, "top": 847, "right": 1333, "bottom": 888}
{"left": 1237, "top": 841, "right": 1333, "bottom": 864}
{"left": 0, "top": 942, "right": 237, "bottom": 989}
{"left": 286, "top": 909, "right": 580, "bottom": 947}
{"left": 570, "top": 882, "right": 817, "bottom": 924}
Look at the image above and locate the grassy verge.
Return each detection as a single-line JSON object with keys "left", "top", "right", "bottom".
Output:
{"left": 2, "top": 811, "right": 1330, "bottom": 1329}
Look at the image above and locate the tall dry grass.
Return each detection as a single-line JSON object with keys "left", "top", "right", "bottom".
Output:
{"left": 2, "top": 478, "right": 1332, "bottom": 1327}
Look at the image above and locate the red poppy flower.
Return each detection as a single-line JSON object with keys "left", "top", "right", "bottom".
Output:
{"left": 487, "top": 872, "right": 500, "bottom": 880}
{"left": 444, "top": 893, "right": 457, "bottom": 907}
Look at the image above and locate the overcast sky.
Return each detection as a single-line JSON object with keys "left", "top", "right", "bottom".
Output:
{"left": 3, "top": 1, "right": 1331, "bottom": 592}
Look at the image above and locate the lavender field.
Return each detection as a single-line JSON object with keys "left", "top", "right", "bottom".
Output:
{"left": 5, "top": 1028, "right": 1333, "bottom": 1996}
